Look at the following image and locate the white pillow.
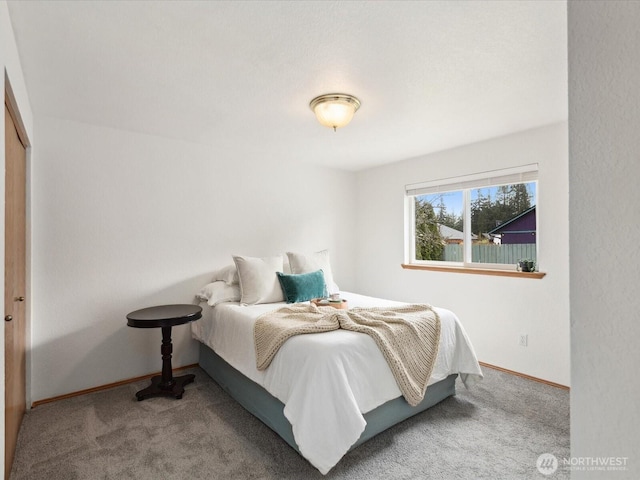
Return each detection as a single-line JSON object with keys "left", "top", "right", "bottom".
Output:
{"left": 232, "top": 255, "right": 285, "bottom": 305}
{"left": 196, "top": 281, "right": 241, "bottom": 306}
{"left": 211, "top": 264, "right": 239, "bottom": 285}
{"left": 286, "top": 250, "right": 339, "bottom": 294}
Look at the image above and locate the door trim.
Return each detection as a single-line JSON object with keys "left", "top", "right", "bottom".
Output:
{"left": 3, "top": 78, "right": 28, "bottom": 149}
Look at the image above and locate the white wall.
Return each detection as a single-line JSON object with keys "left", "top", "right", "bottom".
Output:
{"left": 1, "top": 0, "right": 34, "bottom": 474}
{"left": 30, "top": 115, "right": 357, "bottom": 402}
{"left": 355, "top": 123, "right": 570, "bottom": 386}
{"left": 568, "top": 2, "right": 640, "bottom": 478}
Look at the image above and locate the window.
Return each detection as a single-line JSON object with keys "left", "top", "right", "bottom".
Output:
{"left": 405, "top": 165, "right": 538, "bottom": 271}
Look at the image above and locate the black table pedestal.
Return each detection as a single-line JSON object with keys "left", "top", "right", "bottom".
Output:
{"left": 135, "top": 374, "right": 195, "bottom": 401}
{"left": 135, "top": 326, "right": 194, "bottom": 401}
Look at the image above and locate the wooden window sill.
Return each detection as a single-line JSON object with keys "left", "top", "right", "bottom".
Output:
{"left": 401, "top": 263, "right": 546, "bottom": 279}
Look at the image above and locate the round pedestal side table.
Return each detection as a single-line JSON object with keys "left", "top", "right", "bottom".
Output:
{"left": 126, "top": 304, "right": 202, "bottom": 401}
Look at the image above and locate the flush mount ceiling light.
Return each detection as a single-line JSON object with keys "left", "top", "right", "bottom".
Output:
{"left": 309, "top": 93, "right": 361, "bottom": 131}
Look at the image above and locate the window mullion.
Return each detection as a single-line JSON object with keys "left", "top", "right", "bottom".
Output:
{"left": 407, "top": 197, "right": 416, "bottom": 263}
{"left": 463, "top": 189, "right": 472, "bottom": 264}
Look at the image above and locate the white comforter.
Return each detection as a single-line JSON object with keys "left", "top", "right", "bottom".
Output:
{"left": 191, "top": 292, "right": 483, "bottom": 474}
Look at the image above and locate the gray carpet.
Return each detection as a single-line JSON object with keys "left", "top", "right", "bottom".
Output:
{"left": 10, "top": 366, "right": 569, "bottom": 480}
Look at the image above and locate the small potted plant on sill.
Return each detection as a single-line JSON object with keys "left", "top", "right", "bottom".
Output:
{"left": 518, "top": 259, "right": 536, "bottom": 272}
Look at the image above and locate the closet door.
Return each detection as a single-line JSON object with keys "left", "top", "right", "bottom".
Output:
{"left": 4, "top": 102, "right": 27, "bottom": 480}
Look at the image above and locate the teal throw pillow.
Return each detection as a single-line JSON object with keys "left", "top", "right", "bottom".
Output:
{"left": 277, "top": 269, "right": 327, "bottom": 303}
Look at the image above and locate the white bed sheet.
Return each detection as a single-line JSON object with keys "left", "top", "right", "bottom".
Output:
{"left": 191, "top": 292, "right": 483, "bottom": 474}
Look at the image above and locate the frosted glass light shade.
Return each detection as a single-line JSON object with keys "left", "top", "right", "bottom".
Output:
{"left": 309, "top": 94, "right": 361, "bottom": 130}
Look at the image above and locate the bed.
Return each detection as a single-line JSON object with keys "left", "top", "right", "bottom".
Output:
{"left": 191, "top": 290, "right": 483, "bottom": 474}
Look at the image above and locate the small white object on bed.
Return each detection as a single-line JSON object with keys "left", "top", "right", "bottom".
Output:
{"left": 191, "top": 292, "right": 483, "bottom": 474}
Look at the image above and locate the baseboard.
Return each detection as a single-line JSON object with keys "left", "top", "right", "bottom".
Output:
{"left": 31, "top": 363, "right": 200, "bottom": 408}
{"left": 32, "top": 361, "right": 568, "bottom": 407}
{"left": 479, "top": 362, "right": 570, "bottom": 390}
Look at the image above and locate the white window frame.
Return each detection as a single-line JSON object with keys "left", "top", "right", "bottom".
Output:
{"left": 405, "top": 164, "right": 539, "bottom": 270}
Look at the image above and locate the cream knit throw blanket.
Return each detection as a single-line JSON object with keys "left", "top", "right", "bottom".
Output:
{"left": 254, "top": 304, "right": 441, "bottom": 407}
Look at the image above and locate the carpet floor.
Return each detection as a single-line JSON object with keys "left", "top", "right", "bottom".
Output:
{"left": 10, "top": 365, "right": 569, "bottom": 479}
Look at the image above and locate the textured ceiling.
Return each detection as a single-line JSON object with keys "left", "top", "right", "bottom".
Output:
{"left": 7, "top": 1, "right": 567, "bottom": 171}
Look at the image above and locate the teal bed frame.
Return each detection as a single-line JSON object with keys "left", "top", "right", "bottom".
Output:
{"left": 198, "top": 342, "right": 457, "bottom": 454}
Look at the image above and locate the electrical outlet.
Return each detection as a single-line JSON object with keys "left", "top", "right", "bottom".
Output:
{"left": 519, "top": 334, "right": 528, "bottom": 347}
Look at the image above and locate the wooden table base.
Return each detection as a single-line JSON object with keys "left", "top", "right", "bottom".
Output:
{"left": 135, "top": 325, "right": 194, "bottom": 401}
{"left": 135, "top": 373, "right": 195, "bottom": 401}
